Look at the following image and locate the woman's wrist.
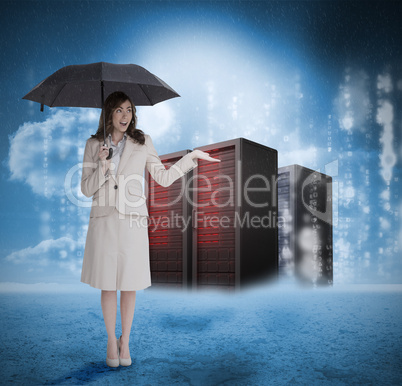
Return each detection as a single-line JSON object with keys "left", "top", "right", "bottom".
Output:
{"left": 189, "top": 150, "right": 199, "bottom": 160}
{"left": 101, "top": 159, "right": 109, "bottom": 176}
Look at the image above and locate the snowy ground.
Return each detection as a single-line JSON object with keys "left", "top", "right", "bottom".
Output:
{"left": 0, "top": 282, "right": 401, "bottom": 385}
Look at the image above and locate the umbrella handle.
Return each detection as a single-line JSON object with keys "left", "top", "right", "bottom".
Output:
{"left": 103, "top": 144, "right": 113, "bottom": 160}
{"left": 101, "top": 80, "right": 111, "bottom": 160}
{"left": 100, "top": 82, "right": 113, "bottom": 160}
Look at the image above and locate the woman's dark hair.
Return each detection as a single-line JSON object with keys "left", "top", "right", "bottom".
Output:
{"left": 91, "top": 91, "right": 145, "bottom": 145}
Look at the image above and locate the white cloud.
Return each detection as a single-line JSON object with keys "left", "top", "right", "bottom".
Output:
{"left": 8, "top": 109, "right": 96, "bottom": 197}
{"left": 379, "top": 217, "right": 391, "bottom": 230}
{"left": 59, "top": 250, "right": 68, "bottom": 259}
{"left": 380, "top": 189, "right": 391, "bottom": 201}
{"left": 5, "top": 237, "right": 80, "bottom": 266}
{"left": 137, "top": 103, "right": 178, "bottom": 142}
{"left": 78, "top": 108, "right": 99, "bottom": 124}
{"left": 59, "top": 259, "right": 82, "bottom": 276}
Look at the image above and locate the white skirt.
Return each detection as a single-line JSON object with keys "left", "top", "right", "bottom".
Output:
{"left": 81, "top": 209, "right": 152, "bottom": 291}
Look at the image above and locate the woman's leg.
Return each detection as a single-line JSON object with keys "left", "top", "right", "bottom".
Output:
{"left": 119, "top": 291, "right": 136, "bottom": 359}
{"left": 101, "top": 290, "right": 118, "bottom": 359}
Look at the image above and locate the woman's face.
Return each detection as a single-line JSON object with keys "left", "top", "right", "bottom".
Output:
{"left": 112, "top": 99, "right": 133, "bottom": 135}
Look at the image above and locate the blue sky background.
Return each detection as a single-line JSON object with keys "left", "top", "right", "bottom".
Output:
{"left": 1, "top": 0, "right": 401, "bottom": 287}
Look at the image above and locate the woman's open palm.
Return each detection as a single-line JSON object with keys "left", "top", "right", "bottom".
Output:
{"left": 190, "top": 149, "right": 221, "bottom": 163}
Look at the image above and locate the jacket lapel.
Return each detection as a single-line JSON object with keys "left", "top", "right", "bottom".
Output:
{"left": 116, "top": 137, "right": 137, "bottom": 175}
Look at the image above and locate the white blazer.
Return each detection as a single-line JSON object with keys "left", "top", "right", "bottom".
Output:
{"left": 81, "top": 134, "right": 197, "bottom": 218}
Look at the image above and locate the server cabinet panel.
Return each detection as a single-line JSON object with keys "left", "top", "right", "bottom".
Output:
{"left": 278, "top": 165, "right": 333, "bottom": 286}
{"left": 193, "top": 144, "right": 237, "bottom": 289}
{"left": 146, "top": 150, "right": 193, "bottom": 288}
{"left": 193, "top": 138, "right": 278, "bottom": 289}
{"left": 240, "top": 139, "right": 278, "bottom": 283}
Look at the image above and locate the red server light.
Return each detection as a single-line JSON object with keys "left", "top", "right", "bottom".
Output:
{"left": 146, "top": 150, "right": 193, "bottom": 289}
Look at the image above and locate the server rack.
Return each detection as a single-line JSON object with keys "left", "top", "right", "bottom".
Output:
{"left": 278, "top": 165, "right": 333, "bottom": 286}
{"left": 145, "top": 150, "right": 193, "bottom": 288}
{"left": 192, "top": 138, "right": 278, "bottom": 290}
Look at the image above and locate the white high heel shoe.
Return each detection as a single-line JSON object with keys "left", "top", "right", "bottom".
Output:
{"left": 106, "top": 338, "right": 119, "bottom": 368}
{"left": 118, "top": 336, "right": 132, "bottom": 367}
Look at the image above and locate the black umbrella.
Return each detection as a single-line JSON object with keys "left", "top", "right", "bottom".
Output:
{"left": 23, "top": 62, "right": 180, "bottom": 159}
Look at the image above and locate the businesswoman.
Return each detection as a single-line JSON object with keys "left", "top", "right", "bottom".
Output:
{"left": 80, "top": 91, "right": 219, "bottom": 367}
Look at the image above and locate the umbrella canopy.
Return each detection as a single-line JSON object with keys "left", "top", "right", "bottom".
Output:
{"left": 23, "top": 62, "right": 180, "bottom": 158}
{"left": 23, "top": 62, "right": 180, "bottom": 109}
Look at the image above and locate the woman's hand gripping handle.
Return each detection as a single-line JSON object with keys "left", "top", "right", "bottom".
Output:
{"left": 99, "top": 144, "right": 112, "bottom": 176}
